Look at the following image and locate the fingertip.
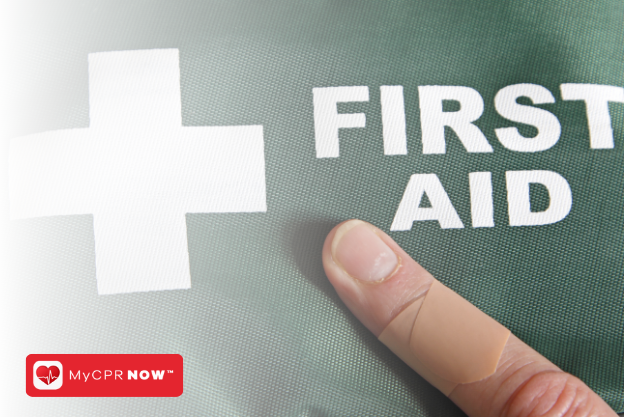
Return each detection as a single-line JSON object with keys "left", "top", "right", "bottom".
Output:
{"left": 322, "top": 219, "right": 434, "bottom": 336}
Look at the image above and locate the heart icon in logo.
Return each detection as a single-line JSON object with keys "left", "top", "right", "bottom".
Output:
{"left": 36, "top": 365, "right": 60, "bottom": 385}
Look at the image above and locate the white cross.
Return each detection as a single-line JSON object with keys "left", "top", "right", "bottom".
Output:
{"left": 10, "top": 49, "right": 267, "bottom": 295}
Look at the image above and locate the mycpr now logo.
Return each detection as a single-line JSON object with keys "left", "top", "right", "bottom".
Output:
{"left": 26, "top": 354, "right": 183, "bottom": 397}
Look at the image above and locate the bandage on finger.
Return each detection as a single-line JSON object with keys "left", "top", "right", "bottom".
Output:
{"left": 379, "top": 280, "right": 511, "bottom": 396}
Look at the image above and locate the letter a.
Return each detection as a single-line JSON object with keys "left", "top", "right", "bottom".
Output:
{"left": 391, "top": 174, "right": 464, "bottom": 230}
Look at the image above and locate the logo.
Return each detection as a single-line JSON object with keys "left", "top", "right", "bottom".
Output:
{"left": 33, "top": 361, "right": 63, "bottom": 390}
{"left": 10, "top": 48, "right": 267, "bottom": 296}
{"left": 26, "top": 354, "right": 183, "bottom": 397}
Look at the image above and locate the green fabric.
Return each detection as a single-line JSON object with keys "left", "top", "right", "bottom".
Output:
{"left": 8, "top": 0, "right": 624, "bottom": 415}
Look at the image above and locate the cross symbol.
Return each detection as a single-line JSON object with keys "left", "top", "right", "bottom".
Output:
{"left": 10, "top": 49, "right": 267, "bottom": 295}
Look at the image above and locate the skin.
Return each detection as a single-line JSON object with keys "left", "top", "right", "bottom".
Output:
{"left": 322, "top": 219, "right": 617, "bottom": 417}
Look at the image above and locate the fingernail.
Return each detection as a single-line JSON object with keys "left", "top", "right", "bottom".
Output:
{"left": 331, "top": 220, "right": 399, "bottom": 283}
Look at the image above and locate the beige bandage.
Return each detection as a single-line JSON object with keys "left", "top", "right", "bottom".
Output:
{"left": 379, "top": 280, "right": 511, "bottom": 396}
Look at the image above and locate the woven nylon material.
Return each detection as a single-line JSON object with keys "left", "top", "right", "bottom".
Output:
{"left": 6, "top": 0, "right": 624, "bottom": 415}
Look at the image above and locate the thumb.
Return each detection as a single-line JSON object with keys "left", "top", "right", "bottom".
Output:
{"left": 322, "top": 219, "right": 617, "bottom": 417}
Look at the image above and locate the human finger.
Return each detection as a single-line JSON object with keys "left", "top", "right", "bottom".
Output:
{"left": 322, "top": 219, "right": 617, "bottom": 417}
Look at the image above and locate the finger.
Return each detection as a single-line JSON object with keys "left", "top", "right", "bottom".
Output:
{"left": 322, "top": 219, "right": 617, "bottom": 417}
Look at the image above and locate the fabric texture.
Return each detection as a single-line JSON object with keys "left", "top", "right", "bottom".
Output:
{"left": 6, "top": 0, "right": 624, "bottom": 415}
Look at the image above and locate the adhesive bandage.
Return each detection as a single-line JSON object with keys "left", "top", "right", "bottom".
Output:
{"left": 379, "top": 280, "right": 511, "bottom": 395}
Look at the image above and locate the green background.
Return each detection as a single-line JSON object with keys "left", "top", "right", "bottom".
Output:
{"left": 6, "top": 0, "right": 624, "bottom": 415}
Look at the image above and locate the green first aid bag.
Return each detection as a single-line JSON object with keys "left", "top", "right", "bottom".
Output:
{"left": 5, "top": 0, "right": 624, "bottom": 415}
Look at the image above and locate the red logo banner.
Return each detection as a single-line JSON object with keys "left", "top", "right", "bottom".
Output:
{"left": 26, "top": 354, "right": 183, "bottom": 397}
